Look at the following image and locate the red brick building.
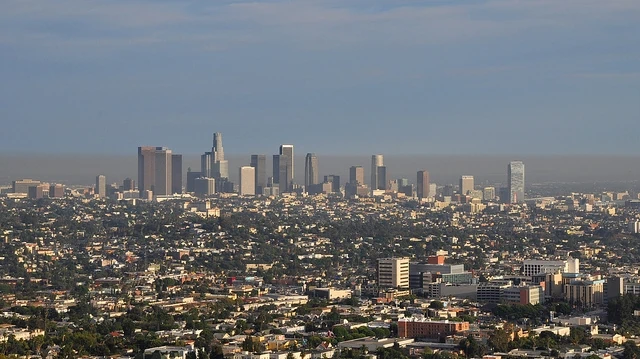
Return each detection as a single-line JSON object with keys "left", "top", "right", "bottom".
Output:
{"left": 398, "top": 319, "right": 470, "bottom": 339}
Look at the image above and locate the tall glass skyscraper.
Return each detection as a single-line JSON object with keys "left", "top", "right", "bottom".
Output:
{"left": 508, "top": 161, "right": 525, "bottom": 204}
{"left": 304, "top": 153, "right": 319, "bottom": 188}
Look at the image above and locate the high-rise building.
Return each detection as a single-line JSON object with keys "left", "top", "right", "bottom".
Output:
{"left": 138, "top": 146, "right": 175, "bottom": 196}
{"left": 508, "top": 161, "right": 525, "bottom": 204}
{"left": 154, "top": 147, "right": 172, "bottom": 196}
{"left": 279, "top": 145, "right": 294, "bottom": 185}
{"left": 239, "top": 166, "right": 256, "bottom": 196}
{"left": 213, "top": 132, "right": 224, "bottom": 162}
{"left": 417, "top": 170, "right": 430, "bottom": 199}
{"left": 349, "top": 166, "right": 364, "bottom": 185}
{"left": 273, "top": 154, "right": 291, "bottom": 193}
{"left": 123, "top": 178, "right": 135, "bottom": 191}
{"left": 376, "top": 166, "right": 387, "bottom": 191}
{"left": 460, "top": 175, "right": 474, "bottom": 195}
{"left": 304, "top": 153, "right": 319, "bottom": 189}
{"left": 483, "top": 187, "right": 496, "bottom": 201}
{"left": 377, "top": 257, "right": 410, "bottom": 289}
{"left": 201, "top": 152, "right": 212, "bottom": 178}
{"left": 49, "top": 184, "right": 65, "bottom": 198}
{"left": 171, "top": 154, "right": 182, "bottom": 194}
{"left": 210, "top": 132, "right": 229, "bottom": 179}
{"left": 371, "top": 154, "right": 384, "bottom": 190}
{"left": 324, "top": 175, "right": 340, "bottom": 193}
{"left": 186, "top": 169, "right": 202, "bottom": 193}
{"left": 95, "top": 175, "right": 106, "bottom": 198}
{"left": 250, "top": 155, "right": 267, "bottom": 195}
{"left": 12, "top": 179, "right": 41, "bottom": 194}
{"left": 194, "top": 177, "right": 215, "bottom": 197}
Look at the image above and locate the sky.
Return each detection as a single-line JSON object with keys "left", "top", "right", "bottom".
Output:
{"left": 1, "top": 0, "right": 639, "bottom": 156}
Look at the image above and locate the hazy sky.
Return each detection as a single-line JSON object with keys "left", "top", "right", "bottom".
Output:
{"left": 1, "top": 0, "right": 639, "bottom": 156}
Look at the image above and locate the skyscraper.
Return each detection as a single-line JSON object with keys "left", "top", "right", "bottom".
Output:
{"left": 250, "top": 155, "right": 267, "bottom": 195}
{"left": 460, "top": 175, "right": 474, "bottom": 195}
{"left": 154, "top": 147, "right": 172, "bottom": 196}
{"left": 239, "top": 166, "right": 256, "bottom": 196}
{"left": 371, "top": 154, "right": 384, "bottom": 191}
{"left": 417, "top": 170, "right": 430, "bottom": 199}
{"left": 96, "top": 175, "right": 106, "bottom": 198}
{"left": 273, "top": 154, "right": 291, "bottom": 193}
{"left": 508, "top": 161, "right": 525, "bottom": 204}
{"left": 138, "top": 146, "right": 175, "bottom": 196}
{"left": 349, "top": 166, "right": 364, "bottom": 185}
{"left": 211, "top": 132, "right": 229, "bottom": 179}
{"left": 304, "top": 153, "right": 319, "bottom": 189}
{"left": 376, "top": 166, "right": 387, "bottom": 191}
{"left": 123, "top": 178, "right": 135, "bottom": 191}
{"left": 279, "top": 145, "right": 294, "bottom": 185}
{"left": 201, "top": 152, "right": 212, "bottom": 178}
{"left": 171, "top": 154, "right": 182, "bottom": 194}
{"left": 138, "top": 146, "right": 156, "bottom": 196}
{"left": 324, "top": 175, "right": 341, "bottom": 193}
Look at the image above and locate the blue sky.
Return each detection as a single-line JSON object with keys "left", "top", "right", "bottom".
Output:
{"left": 1, "top": 0, "right": 639, "bottom": 155}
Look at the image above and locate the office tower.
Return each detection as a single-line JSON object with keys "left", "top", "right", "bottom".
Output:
{"left": 376, "top": 166, "right": 387, "bottom": 190}
{"left": 377, "top": 257, "right": 410, "bottom": 289}
{"left": 350, "top": 166, "right": 364, "bottom": 185}
{"left": 417, "top": 170, "right": 430, "bottom": 199}
{"left": 213, "top": 132, "right": 225, "bottom": 162}
{"left": 154, "top": 147, "right": 172, "bottom": 196}
{"left": 276, "top": 154, "right": 291, "bottom": 193}
{"left": 49, "top": 184, "right": 65, "bottom": 198}
{"left": 123, "top": 178, "right": 135, "bottom": 191}
{"left": 209, "top": 132, "right": 229, "bottom": 179}
{"left": 95, "top": 175, "right": 106, "bottom": 198}
{"left": 239, "top": 166, "right": 256, "bottom": 196}
{"left": 508, "top": 161, "right": 525, "bottom": 204}
{"left": 483, "top": 186, "right": 496, "bottom": 201}
{"left": 28, "top": 185, "right": 46, "bottom": 199}
{"left": 279, "top": 145, "right": 294, "bottom": 185}
{"left": 171, "top": 154, "right": 182, "bottom": 194}
{"left": 304, "top": 153, "right": 319, "bottom": 189}
{"left": 429, "top": 183, "right": 437, "bottom": 198}
{"left": 324, "top": 175, "right": 340, "bottom": 193}
{"left": 371, "top": 154, "right": 384, "bottom": 190}
{"left": 200, "top": 152, "right": 212, "bottom": 178}
{"left": 186, "top": 170, "right": 202, "bottom": 193}
{"left": 12, "top": 179, "right": 41, "bottom": 194}
{"left": 250, "top": 155, "right": 267, "bottom": 195}
{"left": 194, "top": 177, "right": 215, "bottom": 197}
{"left": 460, "top": 175, "right": 474, "bottom": 195}
{"left": 138, "top": 146, "right": 175, "bottom": 196}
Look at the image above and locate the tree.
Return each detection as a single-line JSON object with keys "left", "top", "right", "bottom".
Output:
{"left": 488, "top": 329, "right": 510, "bottom": 353}
{"left": 429, "top": 301, "right": 445, "bottom": 310}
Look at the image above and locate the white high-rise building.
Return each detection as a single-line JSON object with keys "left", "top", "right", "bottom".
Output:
{"left": 239, "top": 166, "right": 256, "bottom": 196}
{"left": 371, "top": 154, "right": 384, "bottom": 191}
{"left": 377, "top": 257, "right": 410, "bottom": 289}
{"left": 508, "top": 161, "right": 525, "bottom": 204}
{"left": 95, "top": 175, "right": 106, "bottom": 198}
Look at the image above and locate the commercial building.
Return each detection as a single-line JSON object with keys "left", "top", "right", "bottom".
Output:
{"left": 417, "top": 170, "right": 430, "bottom": 200}
{"left": 371, "top": 154, "right": 384, "bottom": 191}
{"left": 138, "top": 146, "right": 178, "bottom": 197}
{"left": 377, "top": 257, "right": 410, "bottom": 289}
{"left": 95, "top": 175, "right": 106, "bottom": 198}
{"left": 564, "top": 278, "right": 605, "bottom": 307}
{"left": 186, "top": 170, "right": 202, "bottom": 193}
{"left": 304, "top": 153, "right": 319, "bottom": 189}
{"left": 483, "top": 187, "right": 496, "bottom": 201}
{"left": 239, "top": 166, "right": 256, "bottom": 196}
{"left": 171, "top": 154, "right": 182, "bottom": 194}
{"left": 508, "top": 161, "right": 525, "bottom": 203}
{"left": 522, "top": 258, "right": 579, "bottom": 277}
{"left": 250, "top": 155, "right": 267, "bottom": 195}
{"left": 323, "top": 175, "right": 340, "bottom": 193}
{"left": 279, "top": 144, "right": 294, "bottom": 186}
{"left": 194, "top": 177, "right": 215, "bottom": 197}
{"left": 12, "top": 179, "right": 41, "bottom": 194}
{"left": 349, "top": 166, "right": 365, "bottom": 185}
{"left": 273, "top": 154, "right": 291, "bottom": 194}
{"left": 123, "top": 178, "right": 135, "bottom": 191}
{"left": 460, "top": 176, "right": 474, "bottom": 195}
{"left": 398, "top": 318, "right": 470, "bottom": 339}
